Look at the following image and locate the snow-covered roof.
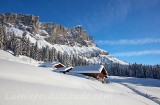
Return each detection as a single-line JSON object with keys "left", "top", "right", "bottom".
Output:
{"left": 70, "top": 65, "right": 106, "bottom": 74}
{"left": 53, "top": 63, "right": 65, "bottom": 68}
{"left": 54, "top": 67, "right": 73, "bottom": 72}
{"left": 39, "top": 62, "right": 65, "bottom": 68}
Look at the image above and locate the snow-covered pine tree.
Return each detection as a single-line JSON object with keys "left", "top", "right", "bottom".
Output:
{"left": 155, "top": 65, "right": 160, "bottom": 79}
{"left": 41, "top": 46, "right": 49, "bottom": 61}
{"left": 71, "top": 55, "right": 75, "bottom": 66}
{"left": 30, "top": 44, "right": 34, "bottom": 59}
{"left": 49, "top": 48, "right": 54, "bottom": 61}
{"left": 53, "top": 47, "right": 58, "bottom": 61}
{"left": 0, "top": 24, "right": 5, "bottom": 49}
{"left": 57, "top": 51, "right": 63, "bottom": 63}
{"left": 26, "top": 38, "right": 30, "bottom": 57}
{"left": 65, "top": 54, "right": 71, "bottom": 66}
{"left": 13, "top": 38, "right": 21, "bottom": 56}
{"left": 3, "top": 29, "right": 9, "bottom": 50}
{"left": 78, "top": 56, "right": 82, "bottom": 66}
{"left": 22, "top": 31, "right": 29, "bottom": 56}
{"left": 33, "top": 42, "right": 40, "bottom": 61}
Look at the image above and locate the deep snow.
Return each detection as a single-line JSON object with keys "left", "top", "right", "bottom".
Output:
{"left": 107, "top": 76, "right": 160, "bottom": 104}
{"left": 0, "top": 50, "right": 159, "bottom": 105}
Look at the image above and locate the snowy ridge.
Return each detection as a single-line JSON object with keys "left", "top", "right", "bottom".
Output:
{"left": 53, "top": 44, "right": 128, "bottom": 65}
{"left": 53, "top": 44, "right": 105, "bottom": 55}
{"left": 86, "top": 55, "right": 128, "bottom": 65}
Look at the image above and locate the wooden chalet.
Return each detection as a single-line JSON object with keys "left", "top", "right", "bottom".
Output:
{"left": 39, "top": 62, "right": 65, "bottom": 69}
{"left": 70, "top": 65, "right": 108, "bottom": 79}
{"left": 54, "top": 67, "right": 73, "bottom": 74}
{"left": 53, "top": 63, "right": 65, "bottom": 68}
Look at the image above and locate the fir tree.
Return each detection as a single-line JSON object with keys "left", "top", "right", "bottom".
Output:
{"left": 0, "top": 24, "right": 5, "bottom": 49}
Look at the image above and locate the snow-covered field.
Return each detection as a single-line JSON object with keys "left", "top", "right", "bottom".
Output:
{"left": 0, "top": 50, "right": 159, "bottom": 105}
{"left": 107, "top": 76, "right": 160, "bottom": 104}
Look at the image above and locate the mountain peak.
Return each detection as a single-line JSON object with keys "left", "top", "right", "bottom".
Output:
{"left": 74, "top": 25, "right": 82, "bottom": 28}
{"left": 0, "top": 13, "right": 128, "bottom": 67}
{"left": 0, "top": 13, "right": 39, "bottom": 33}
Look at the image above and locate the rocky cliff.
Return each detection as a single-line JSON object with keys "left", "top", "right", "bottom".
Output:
{"left": 40, "top": 23, "right": 93, "bottom": 46}
{"left": 0, "top": 13, "right": 94, "bottom": 47}
{"left": 0, "top": 13, "right": 39, "bottom": 33}
{"left": 0, "top": 13, "right": 128, "bottom": 66}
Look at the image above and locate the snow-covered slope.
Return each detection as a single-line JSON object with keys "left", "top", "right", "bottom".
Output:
{"left": 6, "top": 25, "right": 52, "bottom": 48}
{"left": 0, "top": 50, "right": 39, "bottom": 66}
{"left": 53, "top": 44, "right": 104, "bottom": 55}
{"left": 0, "top": 52, "right": 159, "bottom": 105}
{"left": 53, "top": 44, "right": 128, "bottom": 65}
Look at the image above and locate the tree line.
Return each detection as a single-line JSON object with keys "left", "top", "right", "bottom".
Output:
{"left": 107, "top": 63, "right": 160, "bottom": 79}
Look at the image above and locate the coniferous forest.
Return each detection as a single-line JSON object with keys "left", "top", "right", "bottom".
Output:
{"left": 0, "top": 24, "right": 88, "bottom": 67}
{"left": 0, "top": 23, "right": 160, "bottom": 79}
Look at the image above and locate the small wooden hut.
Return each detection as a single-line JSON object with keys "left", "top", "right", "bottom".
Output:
{"left": 70, "top": 65, "right": 108, "bottom": 79}
{"left": 53, "top": 63, "right": 65, "bottom": 68}
{"left": 54, "top": 67, "right": 73, "bottom": 74}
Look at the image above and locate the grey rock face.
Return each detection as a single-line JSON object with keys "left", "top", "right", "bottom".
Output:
{"left": 41, "top": 23, "right": 94, "bottom": 46}
{"left": 0, "top": 13, "right": 94, "bottom": 46}
{"left": 0, "top": 13, "right": 39, "bottom": 33}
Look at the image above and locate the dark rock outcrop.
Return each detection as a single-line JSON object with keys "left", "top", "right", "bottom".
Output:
{"left": 71, "top": 25, "right": 88, "bottom": 40}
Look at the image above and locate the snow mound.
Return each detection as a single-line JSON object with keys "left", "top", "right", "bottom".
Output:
{"left": 0, "top": 57, "right": 158, "bottom": 105}
{"left": 0, "top": 50, "right": 39, "bottom": 66}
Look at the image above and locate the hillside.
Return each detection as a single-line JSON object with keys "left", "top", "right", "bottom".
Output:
{"left": 0, "top": 50, "right": 159, "bottom": 105}
{"left": 0, "top": 13, "right": 128, "bottom": 67}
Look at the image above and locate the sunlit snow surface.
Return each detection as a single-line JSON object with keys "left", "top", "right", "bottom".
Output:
{"left": 0, "top": 50, "right": 159, "bottom": 105}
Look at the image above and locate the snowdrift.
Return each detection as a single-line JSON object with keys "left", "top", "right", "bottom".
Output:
{"left": 0, "top": 56, "right": 159, "bottom": 105}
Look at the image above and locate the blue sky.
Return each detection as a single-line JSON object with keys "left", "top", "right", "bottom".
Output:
{"left": 0, "top": 0, "right": 160, "bottom": 65}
